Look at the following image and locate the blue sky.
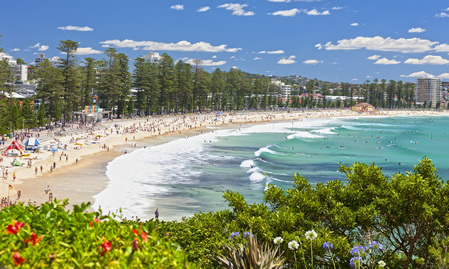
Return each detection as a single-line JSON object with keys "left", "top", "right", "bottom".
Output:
{"left": 2, "top": 0, "right": 449, "bottom": 83}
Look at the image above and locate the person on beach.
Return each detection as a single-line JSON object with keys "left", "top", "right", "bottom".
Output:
{"left": 155, "top": 208, "right": 159, "bottom": 219}
{"left": 35, "top": 167, "right": 38, "bottom": 175}
{"left": 40, "top": 166, "right": 43, "bottom": 173}
{"left": 45, "top": 185, "right": 50, "bottom": 194}
{"left": 12, "top": 172, "right": 16, "bottom": 181}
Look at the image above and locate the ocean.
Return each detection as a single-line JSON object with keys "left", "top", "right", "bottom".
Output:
{"left": 93, "top": 115, "right": 449, "bottom": 220}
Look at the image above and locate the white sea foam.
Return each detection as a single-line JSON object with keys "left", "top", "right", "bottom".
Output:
{"left": 311, "top": 127, "right": 336, "bottom": 134}
{"left": 249, "top": 171, "right": 265, "bottom": 182}
{"left": 286, "top": 132, "right": 323, "bottom": 139}
{"left": 93, "top": 129, "right": 234, "bottom": 219}
{"left": 255, "top": 145, "right": 280, "bottom": 156}
{"left": 240, "top": 159, "right": 255, "bottom": 168}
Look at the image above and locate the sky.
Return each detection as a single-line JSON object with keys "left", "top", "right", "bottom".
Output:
{"left": 1, "top": 0, "right": 449, "bottom": 83}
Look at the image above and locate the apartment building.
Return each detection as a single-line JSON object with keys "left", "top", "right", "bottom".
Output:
{"left": 415, "top": 78, "right": 441, "bottom": 107}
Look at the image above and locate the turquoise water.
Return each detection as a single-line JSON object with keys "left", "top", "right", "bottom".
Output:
{"left": 95, "top": 115, "right": 449, "bottom": 220}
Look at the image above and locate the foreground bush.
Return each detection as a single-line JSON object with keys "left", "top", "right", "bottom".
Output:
{"left": 0, "top": 201, "right": 196, "bottom": 268}
{"left": 1, "top": 157, "right": 448, "bottom": 268}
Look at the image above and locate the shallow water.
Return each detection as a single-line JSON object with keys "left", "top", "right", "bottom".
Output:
{"left": 93, "top": 116, "right": 449, "bottom": 221}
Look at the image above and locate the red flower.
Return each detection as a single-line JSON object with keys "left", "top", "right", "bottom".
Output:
{"left": 89, "top": 218, "right": 100, "bottom": 227}
{"left": 132, "top": 229, "right": 139, "bottom": 236}
{"left": 101, "top": 239, "right": 112, "bottom": 255}
{"left": 25, "top": 232, "right": 42, "bottom": 246}
{"left": 7, "top": 221, "right": 25, "bottom": 235}
{"left": 140, "top": 230, "right": 148, "bottom": 242}
{"left": 12, "top": 251, "right": 25, "bottom": 266}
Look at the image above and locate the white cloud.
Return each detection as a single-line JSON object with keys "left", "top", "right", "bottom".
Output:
{"left": 38, "top": 45, "right": 49, "bottom": 51}
{"left": 278, "top": 55, "right": 296, "bottom": 64}
{"left": 76, "top": 47, "right": 102, "bottom": 55}
{"left": 438, "top": 73, "right": 449, "bottom": 79}
{"left": 271, "top": 8, "right": 300, "bottom": 16}
{"left": 268, "top": 0, "right": 291, "bottom": 2}
{"left": 57, "top": 25, "right": 94, "bottom": 31}
{"left": 258, "top": 50, "right": 284, "bottom": 54}
{"left": 254, "top": 57, "right": 262, "bottom": 60}
{"left": 367, "top": 55, "right": 381, "bottom": 60}
{"left": 51, "top": 56, "right": 61, "bottom": 62}
{"left": 374, "top": 58, "right": 400, "bottom": 65}
{"left": 350, "top": 22, "right": 359, "bottom": 26}
{"left": 218, "top": 3, "right": 254, "bottom": 16}
{"left": 197, "top": 6, "right": 210, "bottom": 12}
{"left": 436, "top": 12, "right": 449, "bottom": 18}
{"left": 30, "top": 43, "right": 49, "bottom": 51}
{"left": 303, "top": 59, "right": 322, "bottom": 64}
{"left": 332, "top": 7, "right": 343, "bottom": 10}
{"left": 212, "top": 55, "right": 217, "bottom": 59}
{"left": 352, "top": 78, "right": 358, "bottom": 81}
{"left": 404, "top": 55, "right": 449, "bottom": 65}
{"left": 100, "top": 39, "right": 241, "bottom": 52}
{"left": 171, "top": 5, "right": 184, "bottom": 11}
{"left": 304, "top": 9, "right": 330, "bottom": 15}
{"left": 408, "top": 27, "right": 426, "bottom": 33}
{"left": 315, "top": 43, "right": 323, "bottom": 50}
{"left": 401, "top": 71, "right": 435, "bottom": 78}
{"left": 184, "top": 58, "right": 226, "bottom": 66}
{"left": 434, "top": 44, "right": 449, "bottom": 52}
{"left": 10, "top": 48, "right": 20, "bottom": 52}
{"left": 231, "top": 66, "right": 238, "bottom": 69}
{"left": 321, "top": 36, "right": 441, "bottom": 53}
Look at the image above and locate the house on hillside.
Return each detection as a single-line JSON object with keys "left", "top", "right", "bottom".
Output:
{"left": 351, "top": 103, "right": 375, "bottom": 112}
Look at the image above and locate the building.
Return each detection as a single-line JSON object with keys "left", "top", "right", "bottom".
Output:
{"left": 0, "top": 52, "right": 28, "bottom": 82}
{"left": 143, "top": 52, "right": 161, "bottom": 64}
{"left": 416, "top": 78, "right": 441, "bottom": 107}
{"left": 0, "top": 52, "right": 16, "bottom": 65}
{"left": 34, "top": 53, "right": 46, "bottom": 66}
{"left": 351, "top": 103, "right": 375, "bottom": 112}
{"left": 13, "top": 64, "right": 28, "bottom": 82}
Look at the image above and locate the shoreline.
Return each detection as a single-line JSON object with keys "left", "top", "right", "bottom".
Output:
{"left": 2, "top": 109, "right": 449, "bottom": 209}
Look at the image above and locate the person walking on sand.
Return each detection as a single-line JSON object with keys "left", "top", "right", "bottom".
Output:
{"left": 12, "top": 172, "right": 16, "bottom": 181}
{"left": 35, "top": 167, "right": 38, "bottom": 175}
{"left": 155, "top": 208, "right": 159, "bottom": 219}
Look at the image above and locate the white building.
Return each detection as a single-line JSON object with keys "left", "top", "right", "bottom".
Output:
{"left": 271, "top": 79, "right": 292, "bottom": 98}
{"left": 13, "top": 64, "right": 28, "bottom": 82}
{"left": 143, "top": 52, "right": 161, "bottom": 64}
{"left": 0, "top": 52, "right": 17, "bottom": 65}
{"left": 416, "top": 78, "right": 441, "bottom": 107}
{"left": 0, "top": 52, "right": 28, "bottom": 82}
{"left": 281, "top": 84, "right": 291, "bottom": 99}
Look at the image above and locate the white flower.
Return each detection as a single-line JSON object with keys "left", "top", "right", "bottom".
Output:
{"left": 273, "top": 237, "right": 283, "bottom": 245}
{"left": 305, "top": 230, "right": 318, "bottom": 240}
{"left": 378, "top": 260, "right": 386, "bottom": 268}
{"left": 288, "top": 240, "right": 299, "bottom": 250}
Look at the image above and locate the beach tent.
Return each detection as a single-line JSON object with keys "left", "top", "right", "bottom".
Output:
{"left": 24, "top": 138, "right": 40, "bottom": 150}
{"left": 5, "top": 141, "right": 24, "bottom": 157}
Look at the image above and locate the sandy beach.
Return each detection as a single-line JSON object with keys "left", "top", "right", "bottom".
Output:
{"left": 1, "top": 109, "right": 448, "bottom": 209}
